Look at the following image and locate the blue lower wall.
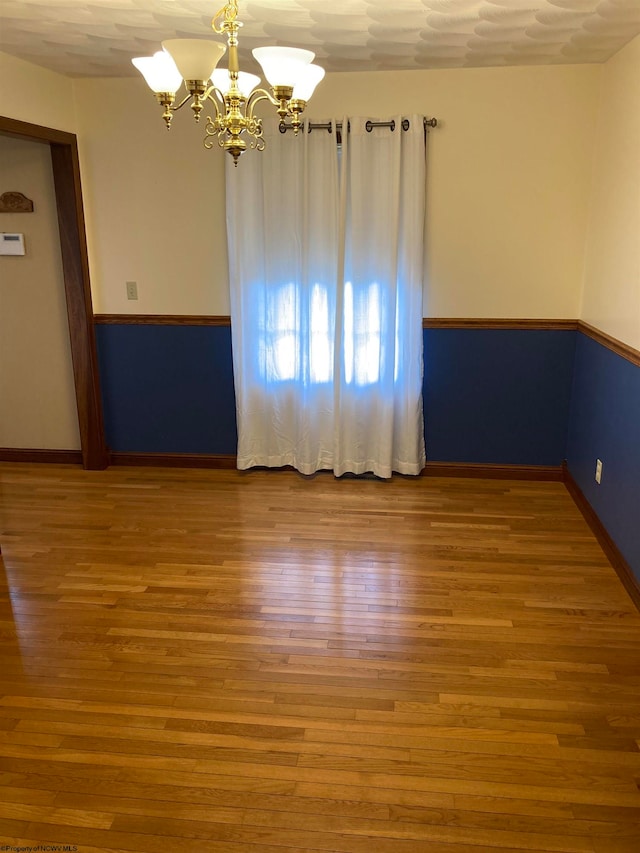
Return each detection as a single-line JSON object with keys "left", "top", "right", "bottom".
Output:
{"left": 566, "top": 333, "right": 640, "bottom": 583}
{"left": 95, "top": 324, "right": 237, "bottom": 454}
{"left": 96, "top": 324, "right": 576, "bottom": 466}
{"left": 423, "top": 328, "right": 576, "bottom": 465}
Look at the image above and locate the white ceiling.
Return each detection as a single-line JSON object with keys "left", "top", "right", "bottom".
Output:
{"left": 1, "top": 1, "right": 639, "bottom": 78}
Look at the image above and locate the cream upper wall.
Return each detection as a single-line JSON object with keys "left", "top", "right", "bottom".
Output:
{"left": 73, "top": 62, "right": 601, "bottom": 318}
{"left": 0, "top": 51, "right": 77, "bottom": 132}
{"left": 310, "top": 65, "right": 601, "bottom": 319}
{"left": 0, "top": 53, "right": 602, "bottom": 319}
{"left": 73, "top": 78, "right": 229, "bottom": 315}
{"left": 581, "top": 35, "right": 640, "bottom": 351}
{"left": 3, "top": 47, "right": 635, "bottom": 333}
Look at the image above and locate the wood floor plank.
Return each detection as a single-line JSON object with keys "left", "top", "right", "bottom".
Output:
{"left": 1, "top": 462, "right": 640, "bottom": 851}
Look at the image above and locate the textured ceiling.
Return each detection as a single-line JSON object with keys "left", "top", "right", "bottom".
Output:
{"left": 1, "top": 1, "right": 639, "bottom": 78}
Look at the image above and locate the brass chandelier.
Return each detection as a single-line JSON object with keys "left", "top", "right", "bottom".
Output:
{"left": 132, "top": 0, "right": 325, "bottom": 165}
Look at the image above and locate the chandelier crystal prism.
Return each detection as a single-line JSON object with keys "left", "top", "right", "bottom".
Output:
{"left": 132, "top": 0, "right": 325, "bottom": 166}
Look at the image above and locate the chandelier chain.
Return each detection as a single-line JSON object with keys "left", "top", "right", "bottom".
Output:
{"left": 212, "top": 1, "right": 239, "bottom": 35}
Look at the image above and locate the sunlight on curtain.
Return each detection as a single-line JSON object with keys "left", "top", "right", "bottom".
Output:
{"left": 310, "top": 283, "right": 332, "bottom": 384}
{"left": 343, "top": 281, "right": 383, "bottom": 386}
{"left": 226, "top": 116, "right": 426, "bottom": 477}
{"left": 262, "top": 281, "right": 333, "bottom": 384}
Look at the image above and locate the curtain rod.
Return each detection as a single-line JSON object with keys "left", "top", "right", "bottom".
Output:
{"left": 279, "top": 117, "right": 438, "bottom": 135}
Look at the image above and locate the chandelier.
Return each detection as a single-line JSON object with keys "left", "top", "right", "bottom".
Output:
{"left": 132, "top": 0, "right": 325, "bottom": 165}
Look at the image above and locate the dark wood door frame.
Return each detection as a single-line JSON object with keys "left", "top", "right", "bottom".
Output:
{"left": 0, "top": 116, "right": 108, "bottom": 469}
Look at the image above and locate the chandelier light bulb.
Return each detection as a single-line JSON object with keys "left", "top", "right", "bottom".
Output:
{"left": 132, "top": 51, "right": 182, "bottom": 94}
{"left": 162, "top": 39, "right": 226, "bottom": 82}
{"left": 252, "top": 47, "right": 315, "bottom": 89}
{"left": 292, "top": 64, "right": 326, "bottom": 103}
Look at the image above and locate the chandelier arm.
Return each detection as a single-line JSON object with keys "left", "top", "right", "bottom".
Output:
{"left": 246, "top": 88, "right": 281, "bottom": 121}
{"left": 171, "top": 92, "right": 197, "bottom": 113}
{"left": 204, "top": 86, "right": 225, "bottom": 119}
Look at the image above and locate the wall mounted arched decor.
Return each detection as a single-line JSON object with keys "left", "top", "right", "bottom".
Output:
{"left": 0, "top": 191, "right": 34, "bottom": 212}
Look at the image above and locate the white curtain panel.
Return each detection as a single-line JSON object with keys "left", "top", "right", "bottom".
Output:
{"left": 226, "top": 116, "right": 426, "bottom": 477}
{"left": 226, "top": 120, "right": 341, "bottom": 472}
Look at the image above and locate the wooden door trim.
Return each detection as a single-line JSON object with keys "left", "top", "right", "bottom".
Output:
{"left": 0, "top": 116, "right": 107, "bottom": 469}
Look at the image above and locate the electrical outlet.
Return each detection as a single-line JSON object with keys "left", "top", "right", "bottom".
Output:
{"left": 126, "top": 281, "right": 138, "bottom": 300}
{"left": 595, "top": 458, "right": 603, "bottom": 484}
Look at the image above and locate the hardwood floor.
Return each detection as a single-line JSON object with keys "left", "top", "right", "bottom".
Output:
{"left": 1, "top": 462, "right": 639, "bottom": 852}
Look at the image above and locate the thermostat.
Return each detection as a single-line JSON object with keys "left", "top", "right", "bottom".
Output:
{"left": 0, "top": 233, "right": 26, "bottom": 255}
